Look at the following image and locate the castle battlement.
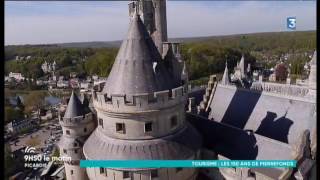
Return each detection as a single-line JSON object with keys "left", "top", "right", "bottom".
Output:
{"left": 92, "top": 84, "right": 188, "bottom": 112}
{"left": 60, "top": 113, "right": 93, "bottom": 126}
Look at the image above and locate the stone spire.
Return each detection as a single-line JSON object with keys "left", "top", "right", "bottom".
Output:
{"left": 308, "top": 50, "right": 316, "bottom": 90}
{"left": 239, "top": 55, "right": 245, "bottom": 77}
{"left": 309, "top": 50, "right": 316, "bottom": 66}
{"left": 181, "top": 61, "right": 188, "bottom": 83}
{"left": 221, "top": 61, "right": 230, "bottom": 85}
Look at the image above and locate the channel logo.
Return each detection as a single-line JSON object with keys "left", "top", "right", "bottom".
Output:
{"left": 287, "top": 17, "right": 296, "bottom": 30}
{"left": 24, "top": 146, "right": 36, "bottom": 154}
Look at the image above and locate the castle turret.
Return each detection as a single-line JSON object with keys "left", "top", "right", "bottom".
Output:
{"left": 83, "top": 14, "right": 201, "bottom": 180}
{"left": 59, "top": 91, "right": 95, "bottom": 180}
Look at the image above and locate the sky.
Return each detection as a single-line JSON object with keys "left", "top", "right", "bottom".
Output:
{"left": 5, "top": 1, "right": 316, "bottom": 45}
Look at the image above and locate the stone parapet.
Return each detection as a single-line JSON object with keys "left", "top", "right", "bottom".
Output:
{"left": 92, "top": 83, "right": 188, "bottom": 112}
{"left": 259, "top": 82, "right": 309, "bottom": 97}
{"left": 59, "top": 113, "right": 93, "bottom": 126}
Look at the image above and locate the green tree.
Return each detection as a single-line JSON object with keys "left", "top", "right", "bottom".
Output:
{"left": 5, "top": 106, "right": 24, "bottom": 124}
{"left": 24, "top": 91, "right": 47, "bottom": 114}
{"left": 4, "top": 143, "right": 16, "bottom": 178}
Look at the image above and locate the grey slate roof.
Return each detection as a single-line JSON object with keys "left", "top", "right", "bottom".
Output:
{"left": 208, "top": 85, "right": 316, "bottom": 145}
{"left": 83, "top": 123, "right": 202, "bottom": 161}
{"left": 63, "top": 91, "right": 85, "bottom": 118}
{"left": 187, "top": 113, "right": 293, "bottom": 160}
{"left": 103, "top": 14, "right": 176, "bottom": 96}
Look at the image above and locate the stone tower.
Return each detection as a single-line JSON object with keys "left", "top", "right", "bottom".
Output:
{"left": 129, "top": 0, "right": 168, "bottom": 55}
{"left": 83, "top": 13, "right": 202, "bottom": 180}
{"left": 59, "top": 91, "right": 95, "bottom": 180}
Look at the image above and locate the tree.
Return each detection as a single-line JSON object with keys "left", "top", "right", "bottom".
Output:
{"left": 275, "top": 63, "right": 288, "bottom": 81}
{"left": 24, "top": 91, "right": 47, "bottom": 114}
{"left": 5, "top": 106, "right": 24, "bottom": 124}
{"left": 26, "top": 137, "right": 41, "bottom": 147}
{"left": 5, "top": 143, "right": 16, "bottom": 178}
{"left": 16, "top": 96, "right": 24, "bottom": 111}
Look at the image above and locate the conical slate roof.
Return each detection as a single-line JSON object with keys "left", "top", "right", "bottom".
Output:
{"left": 103, "top": 14, "right": 174, "bottom": 96}
{"left": 64, "top": 91, "right": 85, "bottom": 118}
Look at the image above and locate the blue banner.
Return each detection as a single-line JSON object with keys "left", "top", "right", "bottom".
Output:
{"left": 80, "top": 160, "right": 296, "bottom": 168}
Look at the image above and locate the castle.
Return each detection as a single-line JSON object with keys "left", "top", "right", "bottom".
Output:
{"left": 42, "top": 60, "right": 57, "bottom": 73}
{"left": 58, "top": 1, "right": 317, "bottom": 180}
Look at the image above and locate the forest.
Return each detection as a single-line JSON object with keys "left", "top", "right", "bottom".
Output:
{"left": 5, "top": 31, "right": 316, "bottom": 81}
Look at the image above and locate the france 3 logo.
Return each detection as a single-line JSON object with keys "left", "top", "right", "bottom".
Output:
{"left": 287, "top": 17, "right": 296, "bottom": 30}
